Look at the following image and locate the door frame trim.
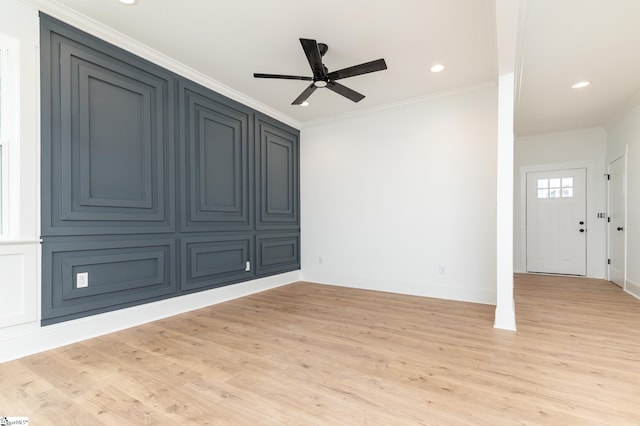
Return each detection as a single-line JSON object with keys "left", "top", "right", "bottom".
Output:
{"left": 519, "top": 160, "right": 595, "bottom": 277}
{"left": 607, "top": 149, "right": 627, "bottom": 289}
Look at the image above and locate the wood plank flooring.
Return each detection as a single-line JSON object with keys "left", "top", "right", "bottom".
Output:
{"left": 1, "top": 274, "right": 639, "bottom": 425}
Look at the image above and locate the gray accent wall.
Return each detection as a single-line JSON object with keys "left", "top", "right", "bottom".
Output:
{"left": 179, "top": 80, "right": 253, "bottom": 232}
{"left": 40, "top": 14, "right": 300, "bottom": 325}
{"left": 255, "top": 115, "right": 300, "bottom": 230}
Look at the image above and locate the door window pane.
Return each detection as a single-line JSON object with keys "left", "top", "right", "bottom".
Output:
{"left": 537, "top": 176, "right": 575, "bottom": 199}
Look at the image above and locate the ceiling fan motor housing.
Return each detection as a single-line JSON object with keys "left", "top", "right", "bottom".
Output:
{"left": 318, "top": 43, "right": 328, "bottom": 57}
{"left": 253, "top": 38, "right": 387, "bottom": 105}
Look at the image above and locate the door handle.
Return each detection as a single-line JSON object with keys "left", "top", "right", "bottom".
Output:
{"left": 579, "top": 229, "right": 585, "bottom": 233}
{"left": 579, "top": 221, "right": 584, "bottom": 225}
{"left": 617, "top": 226, "right": 624, "bottom": 231}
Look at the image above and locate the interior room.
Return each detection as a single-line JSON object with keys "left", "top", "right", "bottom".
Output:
{"left": 1, "top": 0, "right": 639, "bottom": 423}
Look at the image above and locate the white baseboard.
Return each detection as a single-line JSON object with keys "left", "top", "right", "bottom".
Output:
{"left": 625, "top": 279, "right": 640, "bottom": 300}
{"left": 0, "top": 271, "right": 300, "bottom": 363}
{"left": 494, "top": 304, "right": 517, "bottom": 331}
{"left": 301, "top": 272, "right": 497, "bottom": 306}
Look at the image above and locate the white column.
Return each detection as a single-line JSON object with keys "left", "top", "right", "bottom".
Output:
{"left": 495, "top": 72, "right": 516, "bottom": 330}
{"left": 494, "top": 0, "right": 521, "bottom": 330}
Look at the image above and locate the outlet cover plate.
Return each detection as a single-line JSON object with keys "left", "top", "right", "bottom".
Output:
{"left": 77, "top": 272, "right": 89, "bottom": 288}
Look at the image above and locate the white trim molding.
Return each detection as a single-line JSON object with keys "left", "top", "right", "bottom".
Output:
{"left": 301, "top": 81, "right": 496, "bottom": 128}
{"left": 494, "top": 302, "right": 517, "bottom": 331}
{"left": 519, "top": 160, "right": 598, "bottom": 277}
{"left": 0, "top": 32, "right": 21, "bottom": 240}
{"left": 0, "top": 243, "right": 38, "bottom": 330}
{"left": 625, "top": 279, "right": 640, "bottom": 300}
{"left": 21, "top": 0, "right": 301, "bottom": 130}
{"left": 0, "top": 271, "right": 300, "bottom": 363}
{"left": 607, "top": 147, "right": 628, "bottom": 290}
{"left": 303, "top": 274, "right": 497, "bottom": 306}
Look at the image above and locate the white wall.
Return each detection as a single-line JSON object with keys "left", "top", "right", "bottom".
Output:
{"left": 607, "top": 102, "right": 640, "bottom": 298}
{"left": 0, "top": 0, "right": 40, "bottom": 335}
{"left": 513, "top": 128, "right": 608, "bottom": 278}
{"left": 300, "top": 86, "right": 498, "bottom": 304}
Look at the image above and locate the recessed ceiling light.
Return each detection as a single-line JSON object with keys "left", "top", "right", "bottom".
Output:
{"left": 118, "top": 0, "right": 138, "bottom": 5}
{"left": 300, "top": 101, "right": 309, "bottom": 107}
{"left": 571, "top": 81, "right": 590, "bottom": 89}
{"left": 430, "top": 64, "right": 445, "bottom": 73}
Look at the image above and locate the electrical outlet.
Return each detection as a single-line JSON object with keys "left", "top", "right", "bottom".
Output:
{"left": 77, "top": 272, "right": 89, "bottom": 288}
{"left": 439, "top": 265, "right": 446, "bottom": 274}
{"left": 318, "top": 256, "right": 323, "bottom": 265}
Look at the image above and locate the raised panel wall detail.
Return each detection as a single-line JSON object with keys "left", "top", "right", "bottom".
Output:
{"left": 180, "top": 80, "right": 252, "bottom": 231}
{"left": 40, "top": 15, "right": 300, "bottom": 325}
{"left": 80, "top": 69, "right": 152, "bottom": 208}
{"left": 256, "top": 233, "right": 300, "bottom": 276}
{"left": 181, "top": 235, "right": 254, "bottom": 292}
{"left": 41, "top": 17, "right": 175, "bottom": 235}
{"left": 42, "top": 238, "right": 177, "bottom": 325}
{"left": 0, "top": 244, "right": 38, "bottom": 328}
{"left": 255, "top": 114, "right": 300, "bottom": 230}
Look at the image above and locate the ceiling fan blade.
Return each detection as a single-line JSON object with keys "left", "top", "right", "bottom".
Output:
{"left": 292, "top": 83, "right": 317, "bottom": 105}
{"left": 300, "top": 38, "right": 326, "bottom": 80}
{"left": 326, "top": 81, "right": 365, "bottom": 103}
{"left": 327, "top": 59, "right": 387, "bottom": 80}
{"left": 253, "top": 73, "right": 313, "bottom": 81}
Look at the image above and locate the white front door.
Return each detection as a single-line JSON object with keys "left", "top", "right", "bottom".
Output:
{"left": 608, "top": 157, "right": 625, "bottom": 287}
{"left": 526, "top": 168, "right": 587, "bottom": 275}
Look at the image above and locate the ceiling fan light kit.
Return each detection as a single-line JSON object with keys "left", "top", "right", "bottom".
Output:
{"left": 254, "top": 38, "right": 387, "bottom": 105}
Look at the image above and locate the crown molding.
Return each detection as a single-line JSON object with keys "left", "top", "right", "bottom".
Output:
{"left": 301, "top": 81, "right": 497, "bottom": 128}
{"left": 604, "top": 88, "right": 640, "bottom": 130}
{"left": 21, "top": 0, "right": 301, "bottom": 129}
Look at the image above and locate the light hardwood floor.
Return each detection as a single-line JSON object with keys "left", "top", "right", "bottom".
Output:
{"left": 1, "top": 274, "right": 639, "bottom": 425}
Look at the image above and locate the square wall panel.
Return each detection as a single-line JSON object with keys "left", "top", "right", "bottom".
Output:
{"left": 255, "top": 114, "right": 300, "bottom": 230}
{"left": 181, "top": 234, "right": 254, "bottom": 291}
{"left": 41, "top": 18, "right": 175, "bottom": 235}
{"left": 256, "top": 232, "right": 300, "bottom": 276}
{"left": 179, "top": 80, "right": 252, "bottom": 232}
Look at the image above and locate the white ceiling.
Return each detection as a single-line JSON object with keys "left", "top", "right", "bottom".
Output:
{"left": 33, "top": 0, "right": 640, "bottom": 134}
{"left": 43, "top": 0, "right": 497, "bottom": 124}
{"left": 516, "top": 0, "right": 640, "bottom": 136}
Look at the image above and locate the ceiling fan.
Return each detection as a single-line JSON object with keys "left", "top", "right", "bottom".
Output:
{"left": 254, "top": 38, "right": 387, "bottom": 105}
